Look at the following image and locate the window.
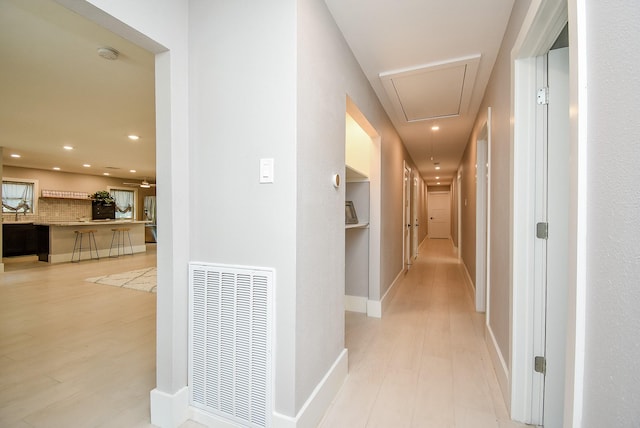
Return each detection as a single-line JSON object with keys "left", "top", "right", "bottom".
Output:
{"left": 2, "top": 179, "right": 37, "bottom": 215}
{"left": 109, "top": 188, "right": 136, "bottom": 219}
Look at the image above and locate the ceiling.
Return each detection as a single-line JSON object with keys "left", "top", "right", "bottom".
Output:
{"left": 0, "top": 0, "right": 516, "bottom": 186}
{"left": 325, "top": 0, "right": 515, "bottom": 183}
{"left": 0, "top": 0, "right": 156, "bottom": 182}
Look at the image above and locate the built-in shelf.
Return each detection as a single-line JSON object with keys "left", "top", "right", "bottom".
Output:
{"left": 41, "top": 190, "right": 91, "bottom": 200}
{"left": 346, "top": 165, "right": 368, "bottom": 182}
{"left": 346, "top": 222, "right": 369, "bottom": 229}
{"left": 345, "top": 168, "right": 370, "bottom": 305}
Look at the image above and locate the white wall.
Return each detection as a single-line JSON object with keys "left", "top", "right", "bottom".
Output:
{"left": 296, "top": 0, "right": 421, "bottom": 409}
{"left": 187, "top": 0, "right": 299, "bottom": 417}
{"left": 581, "top": 0, "right": 640, "bottom": 425}
{"left": 77, "top": 0, "right": 191, "bottom": 410}
{"left": 72, "top": 0, "right": 425, "bottom": 424}
{"left": 458, "top": 0, "right": 531, "bottom": 399}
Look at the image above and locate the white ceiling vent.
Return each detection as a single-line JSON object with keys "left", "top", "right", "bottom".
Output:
{"left": 380, "top": 54, "right": 481, "bottom": 122}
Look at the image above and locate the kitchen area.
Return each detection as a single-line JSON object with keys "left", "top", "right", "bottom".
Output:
{"left": 2, "top": 165, "right": 156, "bottom": 269}
{"left": 1, "top": 0, "right": 158, "bottom": 272}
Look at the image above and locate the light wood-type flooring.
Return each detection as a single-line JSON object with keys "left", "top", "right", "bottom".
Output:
{"left": 0, "top": 245, "right": 164, "bottom": 428}
{"left": 1, "top": 239, "right": 525, "bottom": 427}
{"left": 319, "top": 239, "right": 527, "bottom": 428}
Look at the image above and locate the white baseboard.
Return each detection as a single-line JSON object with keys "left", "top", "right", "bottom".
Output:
{"left": 460, "top": 261, "right": 475, "bottom": 303}
{"left": 344, "top": 295, "right": 367, "bottom": 313}
{"left": 366, "top": 299, "right": 381, "bottom": 318}
{"left": 367, "top": 269, "right": 404, "bottom": 319}
{"left": 150, "top": 386, "right": 189, "bottom": 428}
{"left": 485, "top": 324, "right": 510, "bottom": 411}
{"left": 189, "top": 349, "right": 348, "bottom": 428}
{"left": 272, "top": 349, "right": 348, "bottom": 428}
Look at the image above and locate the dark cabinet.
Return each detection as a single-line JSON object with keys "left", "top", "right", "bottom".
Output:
{"left": 92, "top": 202, "right": 115, "bottom": 220}
{"left": 3, "top": 223, "right": 38, "bottom": 257}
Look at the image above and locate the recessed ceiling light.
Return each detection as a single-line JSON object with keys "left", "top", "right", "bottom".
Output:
{"left": 63, "top": 145, "right": 74, "bottom": 150}
{"left": 431, "top": 126, "right": 440, "bottom": 131}
{"left": 435, "top": 176, "right": 440, "bottom": 179}
{"left": 83, "top": 164, "right": 91, "bottom": 168}
{"left": 103, "top": 172, "right": 110, "bottom": 176}
{"left": 437, "top": 182, "right": 441, "bottom": 185}
{"left": 10, "top": 153, "right": 21, "bottom": 158}
{"left": 130, "top": 169, "right": 137, "bottom": 173}
{"left": 435, "top": 166, "right": 441, "bottom": 170}
{"left": 128, "top": 135, "right": 140, "bottom": 141}
{"left": 53, "top": 167, "right": 61, "bottom": 171}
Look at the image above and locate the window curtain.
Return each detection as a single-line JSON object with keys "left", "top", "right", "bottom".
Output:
{"left": 144, "top": 196, "right": 156, "bottom": 224}
{"left": 111, "top": 189, "right": 134, "bottom": 219}
{"left": 2, "top": 182, "right": 34, "bottom": 213}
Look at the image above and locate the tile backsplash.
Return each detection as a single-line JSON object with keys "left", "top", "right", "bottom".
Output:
{"left": 2, "top": 198, "right": 92, "bottom": 223}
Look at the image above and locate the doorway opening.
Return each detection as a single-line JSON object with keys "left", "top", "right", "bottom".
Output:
{"left": 344, "top": 98, "right": 381, "bottom": 317}
{"left": 510, "top": 1, "right": 578, "bottom": 426}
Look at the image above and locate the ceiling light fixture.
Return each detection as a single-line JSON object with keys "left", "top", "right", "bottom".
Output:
{"left": 431, "top": 125, "right": 440, "bottom": 131}
{"left": 63, "top": 145, "right": 74, "bottom": 150}
{"left": 97, "top": 46, "right": 119, "bottom": 60}
{"left": 10, "top": 153, "right": 21, "bottom": 158}
{"left": 130, "top": 169, "right": 137, "bottom": 173}
{"left": 437, "top": 182, "right": 441, "bottom": 185}
{"left": 436, "top": 176, "right": 440, "bottom": 179}
{"left": 435, "top": 166, "right": 441, "bottom": 170}
{"left": 128, "top": 135, "right": 140, "bottom": 141}
{"left": 53, "top": 167, "right": 61, "bottom": 171}
{"left": 103, "top": 172, "right": 110, "bottom": 176}
{"left": 83, "top": 164, "right": 91, "bottom": 167}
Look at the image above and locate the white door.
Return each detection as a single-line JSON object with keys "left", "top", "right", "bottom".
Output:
{"left": 404, "top": 165, "right": 412, "bottom": 268}
{"left": 427, "top": 191, "right": 450, "bottom": 239}
{"left": 411, "top": 176, "right": 419, "bottom": 259}
{"left": 542, "top": 45, "right": 570, "bottom": 428}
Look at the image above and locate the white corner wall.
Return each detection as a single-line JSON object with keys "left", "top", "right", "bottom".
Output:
{"left": 458, "top": 0, "right": 532, "bottom": 406}
{"left": 73, "top": 2, "right": 191, "bottom": 427}
{"left": 187, "top": 0, "right": 299, "bottom": 419}
{"left": 580, "top": 0, "right": 640, "bottom": 425}
{"left": 297, "top": 0, "right": 424, "bottom": 417}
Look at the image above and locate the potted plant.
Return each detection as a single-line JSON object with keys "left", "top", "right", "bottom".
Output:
{"left": 89, "top": 190, "right": 116, "bottom": 220}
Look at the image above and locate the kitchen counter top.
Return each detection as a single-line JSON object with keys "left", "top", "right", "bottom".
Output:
{"left": 2, "top": 220, "right": 37, "bottom": 225}
{"left": 41, "top": 220, "right": 148, "bottom": 263}
{"left": 35, "top": 220, "right": 150, "bottom": 227}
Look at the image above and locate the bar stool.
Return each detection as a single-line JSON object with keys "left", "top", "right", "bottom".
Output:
{"left": 71, "top": 229, "right": 99, "bottom": 262}
{"left": 109, "top": 227, "right": 133, "bottom": 257}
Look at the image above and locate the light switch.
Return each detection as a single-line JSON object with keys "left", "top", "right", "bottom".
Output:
{"left": 260, "top": 158, "right": 274, "bottom": 183}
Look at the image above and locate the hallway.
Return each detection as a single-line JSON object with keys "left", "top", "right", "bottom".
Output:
{"left": 320, "top": 239, "right": 526, "bottom": 428}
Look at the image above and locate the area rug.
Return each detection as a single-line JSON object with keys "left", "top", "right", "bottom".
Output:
{"left": 85, "top": 267, "right": 157, "bottom": 293}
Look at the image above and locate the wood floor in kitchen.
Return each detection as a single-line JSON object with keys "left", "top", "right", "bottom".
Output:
{"left": 1, "top": 239, "right": 526, "bottom": 428}
{"left": 0, "top": 245, "right": 168, "bottom": 428}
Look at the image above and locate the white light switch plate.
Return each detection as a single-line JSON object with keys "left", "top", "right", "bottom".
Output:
{"left": 260, "top": 158, "right": 274, "bottom": 183}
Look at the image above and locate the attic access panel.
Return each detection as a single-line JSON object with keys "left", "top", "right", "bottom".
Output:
{"left": 380, "top": 54, "right": 481, "bottom": 122}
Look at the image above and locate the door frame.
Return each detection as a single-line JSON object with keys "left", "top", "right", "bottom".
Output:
{"left": 475, "top": 110, "right": 490, "bottom": 313}
{"left": 411, "top": 175, "right": 419, "bottom": 259}
{"left": 403, "top": 162, "right": 412, "bottom": 269}
{"left": 457, "top": 168, "right": 462, "bottom": 260}
{"left": 510, "top": 0, "right": 586, "bottom": 426}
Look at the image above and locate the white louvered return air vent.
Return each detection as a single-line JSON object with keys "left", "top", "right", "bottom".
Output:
{"left": 189, "top": 263, "right": 273, "bottom": 428}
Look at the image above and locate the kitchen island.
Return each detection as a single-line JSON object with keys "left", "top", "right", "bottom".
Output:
{"left": 35, "top": 220, "right": 149, "bottom": 263}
